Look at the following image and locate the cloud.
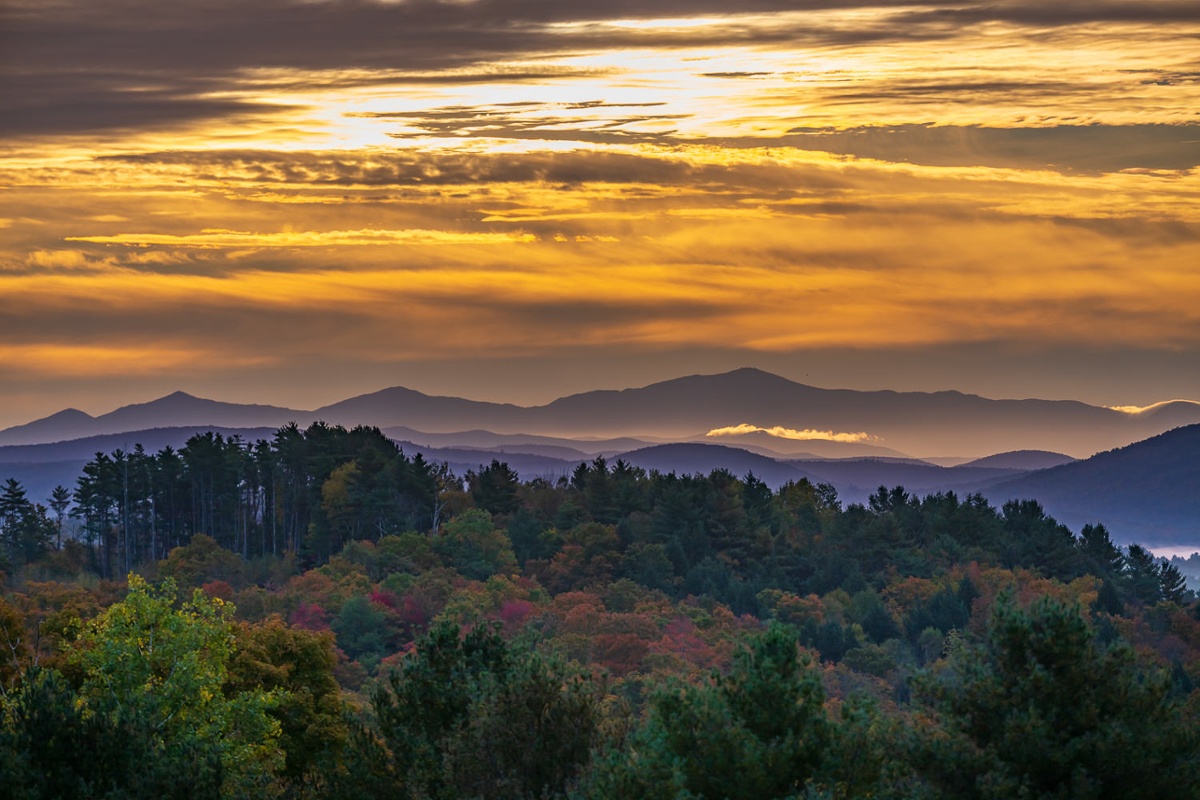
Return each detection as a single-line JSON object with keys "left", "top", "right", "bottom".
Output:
{"left": 65, "top": 228, "right": 539, "bottom": 248}
{"left": 706, "top": 423, "right": 876, "bottom": 443}
{"left": 6, "top": 0, "right": 1194, "bottom": 141}
{"left": 1108, "top": 400, "right": 1200, "bottom": 414}
{"left": 781, "top": 124, "right": 1200, "bottom": 174}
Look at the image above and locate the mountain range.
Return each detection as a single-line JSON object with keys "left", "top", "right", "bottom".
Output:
{"left": 1, "top": 369, "right": 1197, "bottom": 549}
{"left": 4, "top": 368, "right": 1198, "bottom": 457}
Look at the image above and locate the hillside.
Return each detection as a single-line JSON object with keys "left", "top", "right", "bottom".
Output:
{"left": 986, "top": 424, "right": 1200, "bottom": 546}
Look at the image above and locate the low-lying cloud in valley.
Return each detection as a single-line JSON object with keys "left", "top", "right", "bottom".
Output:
{"left": 706, "top": 424, "right": 876, "bottom": 444}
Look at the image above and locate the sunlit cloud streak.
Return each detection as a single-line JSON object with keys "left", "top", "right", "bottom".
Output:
{"left": 707, "top": 423, "right": 876, "bottom": 443}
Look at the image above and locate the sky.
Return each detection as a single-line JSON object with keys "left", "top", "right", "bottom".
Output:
{"left": 1, "top": 0, "right": 1199, "bottom": 428}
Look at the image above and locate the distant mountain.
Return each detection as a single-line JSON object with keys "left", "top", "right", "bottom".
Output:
{"left": 985, "top": 424, "right": 1200, "bottom": 547}
{"left": 0, "top": 408, "right": 98, "bottom": 446}
{"left": 0, "top": 426, "right": 280, "bottom": 465}
{"left": 5, "top": 368, "right": 1199, "bottom": 458}
{"left": 960, "top": 450, "right": 1076, "bottom": 470}
{"left": 382, "top": 427, "right": 654, "bottom": 458}
{"left": 0, "top": 393, "right": 307, "bottom": 446}
{"left": 527, "top": 368, "right": 1199, "bottom": 457}
{"left": 316, "top": 387, "right": 523, "bottom": 432}
{"left": 1122, "top": 400, "right": 1200, "bottom": 428}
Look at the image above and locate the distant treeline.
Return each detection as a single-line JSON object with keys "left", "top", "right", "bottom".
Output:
{"left": 1, "top": 422, "right": 1187, "bottom": 615}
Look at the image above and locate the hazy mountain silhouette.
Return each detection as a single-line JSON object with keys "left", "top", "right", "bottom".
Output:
{"left": 5, "top": 368, "right": 1199, "bottom": 458}
{"left": 0, "top": 408, "right": 98, "bottom": 446}
{"left": 984, "top": 424, "right": 1200, "bottom": 546}
{"left": 381, "top": 426, "right": 655, "bottom": 458}
{"left": 960, "top": 450, "right": 1076, "bottom": 470}
{"left": 315, "top": 387, "right": 524, "bottom": 431}
{"left": 0, "top": 426, "right": 280, "bottom": 464}
{"left": 0, "top": 393, "right": 306, "bottom": 446}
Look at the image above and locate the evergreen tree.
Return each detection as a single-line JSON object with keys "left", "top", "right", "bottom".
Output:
{"left": 912, "top": 593, "right": 1200, "bottom": 799}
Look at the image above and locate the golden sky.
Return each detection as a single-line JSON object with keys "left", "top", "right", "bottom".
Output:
{"left": 1, "top": 0, "right": 1199, "bottom": 426}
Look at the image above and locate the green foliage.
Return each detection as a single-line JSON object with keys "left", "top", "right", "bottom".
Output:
{"left": 468, "top": 459, "right": 520, "bottom": 517}
{"left": 0, "top": 667, "right": 224, "bottom": 800}
{"left": 588, "top": 623, "right": 890, "bottom": 799}
{"left": 434, "top": 510, "right": 516, "bottom": 580}
{"left": 157, "top": 533, "right": 245, "bottom": 589}
{"left": 0, "top": 479, "right": 55, "bottom": 568}
{"left": 912, "top": 593, "right": 1200, "bottom": 799}
{"left": 332, "top": 594, "right": 389, "bottom": 668}
{"left": 227, "top": 617, "right": 347, "bottom": 782}
{"left": 65, "top": 575, "right": 283, "bottom": 796}
{"left": 354, "top": 619, "right": 602, "bottom": 800}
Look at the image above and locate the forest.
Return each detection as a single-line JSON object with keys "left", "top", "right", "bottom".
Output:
{"left": 1, "top": 422, "right": 1198, "bottom": 798}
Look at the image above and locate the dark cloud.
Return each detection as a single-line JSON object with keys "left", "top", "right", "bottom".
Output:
{"left": 0, "top": 76, "right": 293, "bottom": 136}
{"left": 700, "top": 72, "right": 774, "bottom": 78}
{"left": 0, "top": 0, "right": 1035, "bottom": 137}
{"left": 780, "top": 124, "right": 1200, "bottom": 173}
{"left": 98, "top": 116, "right": 1200, "bottom": 180}
{"left": 94, "top": 147, "right": 853, "bottom": 192}
{"left": 897, "top": 1, "right": 1200, "bottom": 27}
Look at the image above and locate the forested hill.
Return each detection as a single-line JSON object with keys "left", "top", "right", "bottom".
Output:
{"left": 987, "top": 423, "right": 1200, "bottom": 545}
{"left": 2, "top": 422, "right": 1188, "bottom": 604}
{"left": 1, "top": 420, "right": 1198, "bottom": 798}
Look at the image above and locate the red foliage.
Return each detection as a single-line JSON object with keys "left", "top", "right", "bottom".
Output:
{"left": 593, "top": 633, "right": 649, "bottom": 676}
{"left": 200, "top": 579, "right": 235, "bottom": 601}
{"left": 370, "top": 590, "right": 400, "bottom": 610}
{"left": 289, "top": 602, "right": 331, "bottom": 631}
{"left": 498, "top": 599, "right": 535, "bottom": 629}
{"left": 399, "top": 594, "right": 432, "bottom": 631}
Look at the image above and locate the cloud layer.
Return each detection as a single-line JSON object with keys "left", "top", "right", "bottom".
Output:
{"left": 1, "top": 0, "right": 1198, "bottom": 426}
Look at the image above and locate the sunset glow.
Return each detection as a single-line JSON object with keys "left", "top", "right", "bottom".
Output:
{"left": 2, "top": 0, "right": 1199, "bottom": 423}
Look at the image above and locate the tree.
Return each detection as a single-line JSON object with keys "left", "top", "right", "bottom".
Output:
{"left": 588, "top": 623, "right": 887, "bottom": 799}
{"left": 434, "top": 510, "right": 516, "bottom": 581}
{"left": 912, "top": 593, "right": 1200, "bottom": 799}
{"left": 1077, "top": 522, "right": 1124, "bottom": 577}
{"left": 0, "top": 479, "right": 54, "bottom": 568}
{"left": 0, "top": 666, "right": 224, "bottom": 800}
{"left": 1158, "top": 559, "right": 1190, "bottom": 605}
{"left": 332, "top": 595, "right": 389, "bottom": 669}
{"left": 64, "top": 575, "right": 283, "bottom": 797}
{"left": 467, "top": 460, "right": 520, "bottom": 517}
{"left": 47, "top": 486, "right": 71, "bottom": 550}
{"left": 226, "top": 617, "right": 347, "bottom": 784}
{"left": 1123, "top": 543, "right": 1164, "bottom": 605}
{"left": 357, "top": 620, "right": 602, "bottom": 800}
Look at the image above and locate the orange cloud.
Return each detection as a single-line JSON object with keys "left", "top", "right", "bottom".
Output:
{"left": 706, "top": 424, "right": 876, "bottom": 443}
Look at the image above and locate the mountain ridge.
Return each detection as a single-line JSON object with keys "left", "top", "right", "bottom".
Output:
{"left": 4, "top": 368, "right": 1199, "bottom": 457}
